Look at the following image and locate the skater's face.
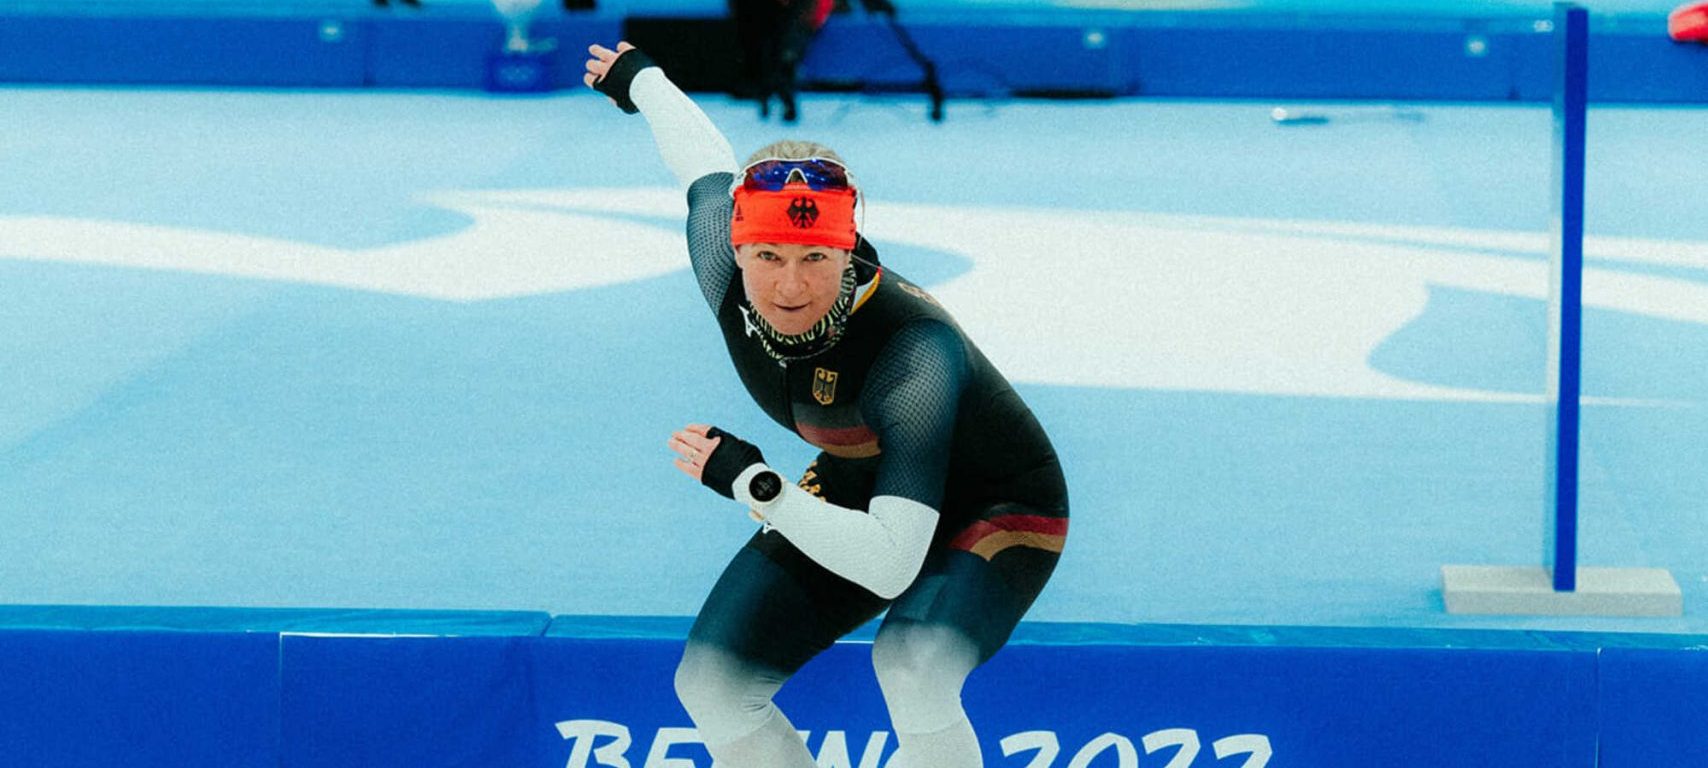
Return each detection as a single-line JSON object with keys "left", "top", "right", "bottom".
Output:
{"left": 735, "top": 243, "right": 852, "bottom": 336}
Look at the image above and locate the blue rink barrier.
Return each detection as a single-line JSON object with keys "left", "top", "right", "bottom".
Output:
{"left": 0, "top": 605, "right": 551, "bottom": 768}
{"left": 533, "top": 621, "right": 1603, "bottom": 768}
{"left": 1596, "top": 643, "right": 1708, "bottom": 767}
{"left": 283, "top": 633, "right": 542, "bottom": 767}
{"left": 0, "top": 628, "right": 280, "bottom": 767}
{"left": 1, "top": 607, "right": 1705, "bottom": 767}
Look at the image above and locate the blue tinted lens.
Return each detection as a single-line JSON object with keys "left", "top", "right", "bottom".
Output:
{"left": 742, "top": 159, "right": 850, "bottom": 191}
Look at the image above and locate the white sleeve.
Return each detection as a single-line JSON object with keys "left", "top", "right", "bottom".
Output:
{"left": 734, "top": 464, "right": 939, "bottom": 600}
{"left": 629, "top": 67, "right": 739, "bottom": 189}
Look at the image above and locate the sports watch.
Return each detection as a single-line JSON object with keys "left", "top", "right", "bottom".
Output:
{"left": 747, "top": 469, "right": 783, "bottom": 504}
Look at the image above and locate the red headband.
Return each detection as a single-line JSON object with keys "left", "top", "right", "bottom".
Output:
{"left": 731, "top": 184, "right": 858, "bottom": 251}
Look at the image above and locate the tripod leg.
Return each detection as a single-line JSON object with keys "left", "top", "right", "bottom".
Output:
{"left": 882, "top": 14, "right": 945, "bottom": 122}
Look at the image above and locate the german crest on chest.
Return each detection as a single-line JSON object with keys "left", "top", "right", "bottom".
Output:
{"left": 812, "top": 367, "right": 839, "bottom": 405}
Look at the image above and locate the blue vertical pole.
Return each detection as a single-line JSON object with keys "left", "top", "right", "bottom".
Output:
{"left": 1546, "top": 2, "right": 1588, "bottom": 593}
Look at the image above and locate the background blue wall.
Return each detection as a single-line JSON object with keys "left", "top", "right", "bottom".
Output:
{"left": 1, "top": 4, "right": 1704, "bottom": 101}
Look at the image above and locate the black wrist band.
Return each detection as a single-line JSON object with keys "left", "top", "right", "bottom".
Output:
{"left": 701, "top": 427, "right": 767, "bottom": 500}
{"left": 593, "top": 49, "right": 657, "bottom": 115}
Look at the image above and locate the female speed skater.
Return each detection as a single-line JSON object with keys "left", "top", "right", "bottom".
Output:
{"left": 584, "top": 41, "right": 1069, "bottom": 768}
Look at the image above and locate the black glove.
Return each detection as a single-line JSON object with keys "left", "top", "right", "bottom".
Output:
{"left": 592, "top": 47, "right": 657, "bottom": 115}
{"left": 700, "top": 427, "right": 767, "bottom": 500}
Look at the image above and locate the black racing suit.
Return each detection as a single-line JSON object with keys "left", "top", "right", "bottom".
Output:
{"left": 683, "top": 172, "right": 1069, "bottom": 673}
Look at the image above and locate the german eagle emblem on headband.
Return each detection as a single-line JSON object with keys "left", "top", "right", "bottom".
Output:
{"left": 788, "top": 197, "right": 820, "bottom": 228}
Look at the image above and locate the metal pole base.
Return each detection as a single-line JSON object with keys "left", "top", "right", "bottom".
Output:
{"left": 1443, "top": 565, "right": 1682, "bottom": 616}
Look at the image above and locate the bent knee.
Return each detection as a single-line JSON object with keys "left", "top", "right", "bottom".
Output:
{"left": 674, "top": 646, "right": 744, "bottom": 715}
{"left": 872, "top": 623, "right": 979, "bottom": 705}
{"left": 674, "top": 645, "right": 782, "bottom": 743}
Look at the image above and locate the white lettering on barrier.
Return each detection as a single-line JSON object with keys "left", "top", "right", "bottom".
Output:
{"left": 1142, "top": 728, "right": 1201, "bottom": 768}
{"left": 643, "top": 727, "right": 701, "bottom": 768}
{"left": 1211, "top": 734, "right": 1273, "bottom": 768}
{"left": 1001, "top": 731, "right": 1062, "bottom": 768}
{"left": 558, "top": 721, "right": 1272, "bottom": 768}
{"left": 1067, "top": 733, "right": 1138, "bottom": 768}
{"left": 556, "top": 720, "right": 633, "bottom": 768}
{"left": 814, "top": 730, "right": 891, "bottom": 768}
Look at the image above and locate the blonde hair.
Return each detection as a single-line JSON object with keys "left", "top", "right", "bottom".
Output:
{"left": 744, "top": 140, "right": 846, "bottom": 166}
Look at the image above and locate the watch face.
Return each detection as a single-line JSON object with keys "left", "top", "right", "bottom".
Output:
{"left": 750, "top": 470, "right": 783, "bottom": 503}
